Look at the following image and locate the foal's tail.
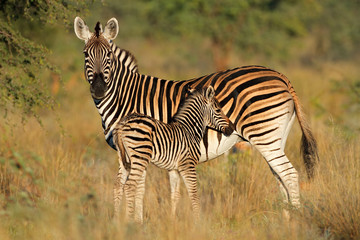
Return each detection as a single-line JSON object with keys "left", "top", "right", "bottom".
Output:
{"left": 113, "top": 121, "right": 128, "bottom": 169}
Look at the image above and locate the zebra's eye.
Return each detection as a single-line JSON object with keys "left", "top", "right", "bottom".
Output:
{"left": 84, "top": 51, "right": 89, "bottom": 58}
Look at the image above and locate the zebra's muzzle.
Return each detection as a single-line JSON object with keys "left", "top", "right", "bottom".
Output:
{"left": 90, "top": 72, "right": 108, "bottom": 99}
{"left": 223, "top": 119, "right": 235, "bottom": 136}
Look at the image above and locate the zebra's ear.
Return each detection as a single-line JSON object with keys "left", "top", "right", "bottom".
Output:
{"left": 185, "top": 85, "right": 196, "bottom": 94}
{"left": 74, "top": 17, "right": 91, "bottom": 42}
{"left": 103, "top": 18, "right": 119, "bottom": 41}
{"left": 205, "top": 86, "right": 215, "bottom": 101}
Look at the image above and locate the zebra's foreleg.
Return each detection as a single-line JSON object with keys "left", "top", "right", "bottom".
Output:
{"left": 178, "top": 159, "right": 200, "bottom": 221}
{"left": 169, "top": 170, "right": 181, "bottom": 219}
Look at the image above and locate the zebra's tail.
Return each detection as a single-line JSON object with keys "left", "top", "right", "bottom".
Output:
{"left": 290, "top": 86, "right": 319, "bottom": 179}
{"left": 113, "top": 123, "right": 128, "bottom": 169}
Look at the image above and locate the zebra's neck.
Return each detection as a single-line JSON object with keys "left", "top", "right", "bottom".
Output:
{"left": 93, "top": 43, "right": 190, "bottom": 149}
{"left": 173, "top": 95, "right": 206, "bottom": 143}
{"left": 111, "top": 43, "right": 138, "bottom": 73}
{"left": 93, "top": 44, "right": 140, "bottom": 139}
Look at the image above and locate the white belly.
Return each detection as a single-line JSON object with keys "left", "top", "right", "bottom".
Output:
{"left": 199, "top": 130, "right": 242, "bottom": 162}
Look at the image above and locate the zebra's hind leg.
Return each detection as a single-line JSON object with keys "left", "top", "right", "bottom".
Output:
{"left": 169, "top": 170, "right": 181, "bottom": 219}
{"left": 124, "top": 158, "right": 149, "bottom": 222}
{"left": 178, "top": 159, "right": 200, "bottom": 221}
{"left": 258, "top": 147, "right": 300, "bottom": 217}
{"left": 251, "top": 118, "right": 300, "bottom": 215}
{"left": 249, "top": 105, "right": 299, "bottom": 218}
{"left": 114, "top": 160, "right": 128, "bottom": 218}
{"left": 276, "top": 111, "right": 300, "bottom": 218}
{"left": 134, "top": 170, "right": 147, "bottom": 224}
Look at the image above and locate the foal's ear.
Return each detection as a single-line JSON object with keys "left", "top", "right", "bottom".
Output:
{"left": 103, "top": 18, "right": 119, "bottom": 41}
{"left": 74, "top": 17, "right": 91, "bottom": 42}
{"left": 185, "top": 85, "right": 196, "bottom": 94}
{"left": 205, "top": 86, "right": 215, "bottom": 101}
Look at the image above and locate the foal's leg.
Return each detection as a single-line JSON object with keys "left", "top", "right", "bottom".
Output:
{"left": 178, "top": 159, "right": 200, "bottom": 221}
{"left": 169, "top": 170, "right": 181, "bottom": 219}
{"left": 124, "top": 157, "right": 149, "bottom": 222}
{"left": 114, "top": 159, "right": 128, "bottom": 217}
{"left": 134, "top": 170, "right": 147, "bottom": 223}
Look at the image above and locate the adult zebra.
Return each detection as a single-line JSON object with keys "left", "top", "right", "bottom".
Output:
{"left": 74, "top": 17, "right": 318, "bottom": 217}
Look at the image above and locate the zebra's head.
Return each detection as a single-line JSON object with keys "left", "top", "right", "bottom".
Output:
{"left": 199, "top": 86, "right": 234, "bottom": 136}
{"left": 74, "top": 17, "right": 119, "bottom": 99}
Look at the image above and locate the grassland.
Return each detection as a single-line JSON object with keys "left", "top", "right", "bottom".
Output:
{"left": 1, "top": 36, "right": 359, "bottom": 239}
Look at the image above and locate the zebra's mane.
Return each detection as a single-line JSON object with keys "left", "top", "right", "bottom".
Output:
{"left": 172, "top": 89, "right": 203, "bottom": 122}
{"left": 114, "top": 46, "right": 139, "bottom": 73}
{"left": 95, "top": 22, "right": 102, "bottom": 37}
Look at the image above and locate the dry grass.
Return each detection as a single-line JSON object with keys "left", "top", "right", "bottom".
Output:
{"left": 0, "top": 61, "right": 359, "bottom": 240}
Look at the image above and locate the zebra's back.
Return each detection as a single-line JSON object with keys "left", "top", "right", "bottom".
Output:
{"left": 114, "top": 113, "right": 191, "bottom": 171}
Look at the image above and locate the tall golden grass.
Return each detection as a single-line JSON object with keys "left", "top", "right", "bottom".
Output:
{"left": 0, "top": 62, "right": 359, "bottom": 240}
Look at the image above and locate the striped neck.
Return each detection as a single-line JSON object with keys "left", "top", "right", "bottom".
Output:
{"left": 173, "top": 93, "right": 206, "bottom": 143}
{"left": 94, "top": 44, "right": 140, "bottom": 136}
{"left": 111, "top": 43, "right": 138, "bottom": 73}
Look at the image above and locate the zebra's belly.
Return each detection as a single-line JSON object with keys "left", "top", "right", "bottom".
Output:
{"left": 199, "top": 130, "right": 242, "bottom": 163}
{"left": 150, "top": 142, "right": 187, "bottom": 171}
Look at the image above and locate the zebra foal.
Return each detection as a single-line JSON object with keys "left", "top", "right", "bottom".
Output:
{"left": 113, "top": 86, "right": 233, "bottom": 223}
